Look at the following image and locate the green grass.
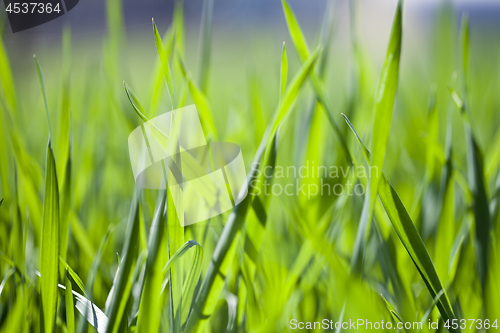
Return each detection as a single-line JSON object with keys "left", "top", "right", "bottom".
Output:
{"left": 1, "top": 0, "right": 500, "bottom": 332}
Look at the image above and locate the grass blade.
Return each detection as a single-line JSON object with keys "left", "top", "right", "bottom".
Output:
{"left": 280, "top": 42, "right": 288, "bottom": 101}
{"left": 136, "top": 194, "right": 167, "bottom": 333}
{"left": 281, "top": 0, "right": 352, "bottom": 164}
{"left": 41, "top": 139, "right": 60, "bottom": 333}
{"left": 34, "top": 55, "right": 52, "bottom": 135}
{"left": 351, "top": 0, "right": 402, "bottom": 272}
{"left": 456, "top": 14, "right": 491, "bottom": 295}
{"left": 153, "top": 19, "right": 175, "bottom": 110}
{"left": 342, "top": 114, "right": 460, "bottom": 332}
{"left": 65, "top": 271, "right": 76, "bottom": 333}
{"left": 58, "top": 283, "right": 109, "bottom": 333}
{"left": 185, "top": 46, "right": 320, "bottom": 333}
{"left": 104, "top": 193, "right": 141, "bottom": 333}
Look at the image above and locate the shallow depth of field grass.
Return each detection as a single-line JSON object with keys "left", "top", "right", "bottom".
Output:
{"left": 1, "top": 0, "right": 500, "bottom": 332}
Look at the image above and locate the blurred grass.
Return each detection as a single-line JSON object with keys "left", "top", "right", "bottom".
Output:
{"left": 1, "top": 0, "right": 500, "bottom": 332}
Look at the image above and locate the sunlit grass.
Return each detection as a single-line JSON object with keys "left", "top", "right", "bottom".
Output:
{"left": 1, "top": 0, "right": 500, "bottom": 332}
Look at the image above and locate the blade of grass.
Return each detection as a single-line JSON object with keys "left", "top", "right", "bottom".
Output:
{"left": 136, "top": 193, "right": 167, "bottom": 333}
{"left": 59, "top": 257, "right": 87, "bottom": 297}
{"left": 175, "top": 54, "right": 218, "bottom": 137}
{"left": 185, "top": 46, "right": 321, "bottom": 333}
{"left": 456, "top": 13, "right": 491, "bottom": 295}
{"left": 343, "top": 114, "right": 460, "bottom": 333}
{"left": 381, "top": 294, "right": 407, "bottom": 332}
{"left": 104, "top": 192, "right": 141, "bottom": 333}
{"left": 65, "top": 270, "right": 76, "bottom": 333}
{"left": 153, "top": 19, "right": 175, "bottom": 110}
{"left": 34, "top": 55, "right": 52, "bottom": 135}
{"left": 59, "top": 129, "right": 72, "bottom": 266}
{"left": 351, "top": 0, "right": 402, "bottom": 273}
{"left": 280, "top": 42, "right": 288, "bottom": 101}
{"left": 40, "top": 138, "right": 60, "bottom": 333}
{"left": 281, "top": 0, "right": 352, "bottom": 164}
{"left": 58, "top": 283, "right": 109, "bottom": 333}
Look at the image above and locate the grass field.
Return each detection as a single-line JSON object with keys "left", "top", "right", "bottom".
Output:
{"left": 1, "top": 0, "right": 500, "bottom": 332}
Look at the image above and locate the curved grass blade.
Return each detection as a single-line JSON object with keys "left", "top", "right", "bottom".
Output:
{"left": 161, "top": 240, "right": 204, "bottom": 324}
{"left": 41, "top": 139, "right": 60, "bottom": 333}
{"left": 351, "top": 0, "right": 402, "bottom": 272}
{"left": 153, "top": 18, "right": 175, "bottom": 110}
{"left": 175, "top": 54, "right": 218, "bottom": 137}
{"left": 342, "top": 114, "right": 460, "bottom": 333}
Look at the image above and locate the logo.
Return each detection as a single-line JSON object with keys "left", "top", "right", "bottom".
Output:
{"left": 3, "top": 0, "right": 80, "bottom": 33}
{"left": 128, "top": 105, "right": 248, "bottom": 226}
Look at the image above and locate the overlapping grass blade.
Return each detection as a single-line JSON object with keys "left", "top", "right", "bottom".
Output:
{"left": 104, "top": 193, "right": 141, "bottom": 333}
{"left": 175, "top": 53, "right": 218, "bottom": 137}
{"left": 455, "top": 14, "right": 491, "bottom": 294}
{"left": 153, "top": 19, "right": 175, "bottom": 110}
{"left": 281, "top": 0, "right": 351, "bottom": 163}
{"left": 161, "top": 240, "right": 203, "bottom": 324}
{"left": 40, "top": 139, "right": 60, "bottom": 333}
{"left": 185, "top": 46, "right": 321, "bottom": 333}
{"left": 58, "top": 283, "right": 109, "bottom": 333}
{"left": 342, "top": 114, "right": 460, "bottom": 332}
{"left": 351, "top": 0, "right": 402, "bottom": 272}
{"left": 38, "top": 55, "right": 60, "bottom": 332}
{"left": 60, "top": 257, "right": 87, "bottom": 297}
{"left": 136, "top": 193, "right": 167, "bottom": 333}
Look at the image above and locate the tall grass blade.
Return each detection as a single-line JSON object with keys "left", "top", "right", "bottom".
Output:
{"left": 342, "top": 114, "right": 460, "bottom": 332}
{"left": 41, "top": 139, "right": 60, "bottom": 333}
{"left": 65, "top": 270, "right": 76, "bottom": 333}
{"left": 34, "top": 55, "right": 52, "bottom": 135}
{"left": 104, "top": 193, "right": 141, "bottom": 333}
{"left": 351, "top": 0, "right": 402, "bottom": 272}
{"left": 457, "top": 14, "right": 491, "bottom": 295}
{"left": 136, "top": 194, "right": 167, "bottom": 333}
{"left": 185, "top": 46, "right": 320, "bottom": 333}
{"left": 153, "top": 19, "right": 175, "bottom": 110}
{"left": 281, "top": 0, "right": 352, "bottom": 163}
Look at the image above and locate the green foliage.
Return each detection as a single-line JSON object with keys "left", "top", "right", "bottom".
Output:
{"left": 1, "top": 0, "right": 500, "bottom": 332}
